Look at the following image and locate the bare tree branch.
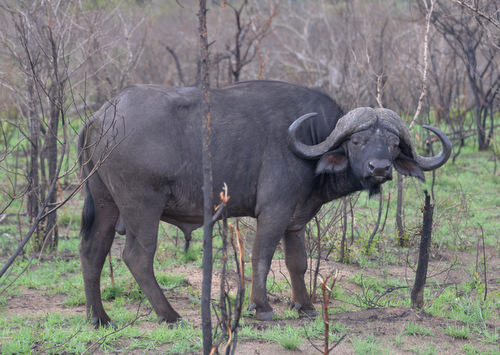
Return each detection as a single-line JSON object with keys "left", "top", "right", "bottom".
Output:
{"left": 409, "top": 0, "right": 436, "bottom": 130}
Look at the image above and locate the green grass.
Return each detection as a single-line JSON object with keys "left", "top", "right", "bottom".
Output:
{"left": 444, "top": 323, "right": 470, "bottom": 340}
{"left": 0, "top": 311, "right": 202, "bottom": 354}
{"left": 351, "top": 333, "right": 390, "bottom": 354}
{"left": 301, "top": 317, "right": 348, "bottom": 342}
{"left": 477, "top": 328, "right": 499, "bottom": 344}
{"left": 156, "top": 273, "right": 187, "bottom": 289}
{"left": 427, "top": 283, "right": 496, "bottom": 326}
{"left": 238, "top": 317, "right": 348, "bottom": 350}
{"left": 263, "top": 324, "right": 303, "bottom": 350}
{"left": 403, "top": 321, "right": 434, "bottom": 337}
{"left": 406, "top": 342, "right": 438, "bottom": 355}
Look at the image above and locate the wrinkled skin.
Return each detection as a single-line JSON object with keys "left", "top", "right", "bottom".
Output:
{"left": 78, "top": 80, "right": 450, "bottom": 327}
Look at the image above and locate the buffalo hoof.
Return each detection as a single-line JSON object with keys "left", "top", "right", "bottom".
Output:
{"left": 255, "top": 310, "right": 275, "bottom": 321}
{"left": 248, "top": 302, "right": 275, "bottom": 321}
{"left": 291, "top": 302, "right": 318, "bottom": 318}
{"left": 161, "top": 318, "right": 189, "bottom": 329}
{"left": 157, "top": 315, "right": 183, "bottom": 325}
{"left": 300, "top": 308, "right": 318, "bottom": 318}
{"left": 90, "top": 317, "right": 116, "bottom": 329}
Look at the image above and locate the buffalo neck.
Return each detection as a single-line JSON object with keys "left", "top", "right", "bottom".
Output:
{"left": 313, "top": 169, "right": 364, "bottom": 204}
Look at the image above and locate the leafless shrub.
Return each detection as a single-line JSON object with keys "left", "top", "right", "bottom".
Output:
{"left": 306, "top": 202, "right": 343, "bottom": 303}
{"left": 211, "top": 216, "right": 246, "bottom": 355}
{"left": 422, "top": 0, "right": 500, "bottom": 150}
{"left": 305, "top": 270, "right": 346, "bottom": 354}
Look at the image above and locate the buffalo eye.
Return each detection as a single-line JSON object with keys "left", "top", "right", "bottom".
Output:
{"left": 388, "top": 137, "right": 399, "bottom": 149}
{"left": 351, "top": 137, "right": 360, "bottom": 146}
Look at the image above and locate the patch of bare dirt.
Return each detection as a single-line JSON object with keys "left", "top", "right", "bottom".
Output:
{"left": 4, "top": 289, "right": 85, "bottom": 318}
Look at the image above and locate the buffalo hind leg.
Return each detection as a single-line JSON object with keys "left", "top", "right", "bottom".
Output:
{"left": 79, "top": 193, "right": 119, "bottom": 328}
{"left": 122, "top": 223, "right": 181, "bottom": 324}
{"left": 283, "top": 229, "right": 318, "bottom": 318}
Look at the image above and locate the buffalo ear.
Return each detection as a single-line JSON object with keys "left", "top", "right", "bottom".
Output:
{"left": 316, "top": 151, "right": 348, "bottom": 174}
{"left": 394, "top": 154, "right": 425, "bottom": 181}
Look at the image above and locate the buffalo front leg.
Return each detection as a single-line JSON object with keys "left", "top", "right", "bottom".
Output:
{"left": 249, "top": 218, "right": 287, "bottom": 321}
{"left": 122, "top": 229, "right": 181, "bottom": 324}
{"left": 283, "top": 229, "right": 318, "bottom": 318}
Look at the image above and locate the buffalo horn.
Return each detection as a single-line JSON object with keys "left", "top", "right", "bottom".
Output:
{"left": 288, "top": 107, "right": 375, "bottom": 160}
{"left": 376, "top": 109, "right": 452, "bottom": 171}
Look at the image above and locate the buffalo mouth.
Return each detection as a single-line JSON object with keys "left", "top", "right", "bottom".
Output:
{"left": 369, "top": 174, "right": 391, "bottom": 184}
{"left": 363, "top": 174, "right": 392, "bottom": 197}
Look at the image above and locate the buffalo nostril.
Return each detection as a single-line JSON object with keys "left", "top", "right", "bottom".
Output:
{"left": 368, "top": 160, "right": 391, "bottom": 175}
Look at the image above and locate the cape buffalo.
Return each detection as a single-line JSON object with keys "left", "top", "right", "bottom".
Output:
{"left": 78, "top": 80, "right": 451, "bottom": 327}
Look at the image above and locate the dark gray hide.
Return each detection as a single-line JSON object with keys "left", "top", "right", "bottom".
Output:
{"left": 78, "top": 80, "right": 451, "bottom": 327}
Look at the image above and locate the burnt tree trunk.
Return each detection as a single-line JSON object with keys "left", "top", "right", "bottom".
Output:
{"left": 198, "top": 1, "right": 214, "bottom": 354}
{"left": 396, "top": 174, "right": 405, "bottom": 246}
{"left": 27, "top": 76, "right": 40, "bottom": 222}
{"left": 43, "top": 28, "right": 63, "bottom": 253}
{"left": 411, "top": 190, "right": 434, "bottom": 309}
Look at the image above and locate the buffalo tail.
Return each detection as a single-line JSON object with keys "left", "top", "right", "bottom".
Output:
{"left": 80, "top": 183, "right": 95, "bottom": 241}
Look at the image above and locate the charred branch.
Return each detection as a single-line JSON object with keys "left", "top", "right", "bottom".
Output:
{"left": 411, "top": 190, "right": 434, "bottom": 310}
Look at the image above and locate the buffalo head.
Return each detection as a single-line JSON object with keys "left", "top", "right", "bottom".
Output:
{"left": 288, "top": 107, "right": 452, "bottom": 195}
